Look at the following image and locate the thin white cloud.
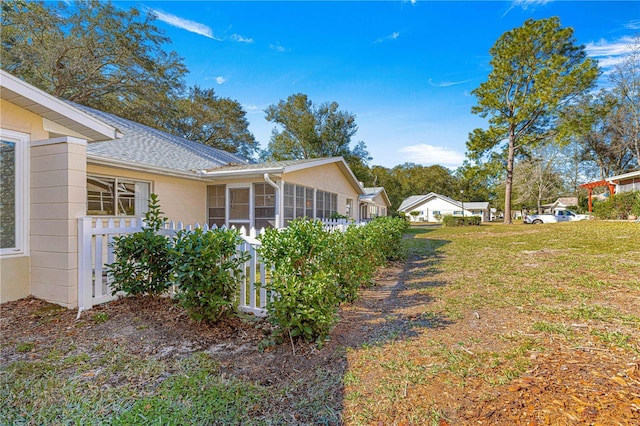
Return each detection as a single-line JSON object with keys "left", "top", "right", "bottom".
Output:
{"left": 151, "top": 9, "right": 216, "bottom": 39}
{"left": 626, "top": 20, "right": 640, "bottom": 30}
{"left": 374, "top": 32, "right": 400, "bottom": 44}
{"left": 231, "top": 34, "right": 254, "bottom": 43}
{"left": 270, "top": 42, "right": 290, "bottom": 53}
{"left": 586, "top": 36, "right": 634, "bottom": 71}
{"left": 513, "top": 0, "right": 552, "bottom": 8}
{"left": 502, "top": 0, "right": 552, "bottom": 17}
{"left": 215, "top": 76, "right": 226, "bottom": 85}
{"left": 399, "top": 144, "right": 466, "bottom": 169}
{"left": 428, "top": 78, "right": 472, "bottom": 87}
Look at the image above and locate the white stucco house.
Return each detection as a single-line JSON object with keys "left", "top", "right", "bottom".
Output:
{"left": 398, "top": 192, "right": 491, "bottom": 222}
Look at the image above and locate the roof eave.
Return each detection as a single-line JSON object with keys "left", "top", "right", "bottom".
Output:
{"left": 1, "top": 70, "right": 120, "bottom": 141}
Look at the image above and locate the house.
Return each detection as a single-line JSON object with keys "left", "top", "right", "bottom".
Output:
{"left": 0, "top": 70, "right": 365, "bottom": 307}
{"left": 542, "top": 197, "right": 578, "bottom": 213}
{"left": 359, "top": 187, "right": 391, "bottom": 220}
{"left": 398, "top": 192, "right": 491, "bottom": 222}
{"left": 606, "top": 170, "right": 640, "bottom": 194}
{"left": 580, "top": 170, "right": 640, "bottom": 212}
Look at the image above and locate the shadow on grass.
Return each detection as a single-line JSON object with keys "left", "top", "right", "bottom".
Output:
{"left": 336, "top": 234, "right": 452, "bottom": 348}
{"left": 243, "top": 233, "right": 455, "bottom": 424}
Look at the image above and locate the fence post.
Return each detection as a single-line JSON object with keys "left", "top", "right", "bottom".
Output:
{"left": 77, "top": 217, "right": 93, "bottom": 315}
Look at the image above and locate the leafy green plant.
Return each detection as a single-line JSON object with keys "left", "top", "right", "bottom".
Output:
{"left": 593, "top": 191, "right": 640, "bottom": 219}
{"left": 364, "top": 216, "right": 408, "bottom": 261}
{"left": 16, "top": 342, "right": 35, "bottom": 353}
{"left": 171, "top": 227, "right": 249, "bottom": 323}
{"left": 92, "top": 313, "right": 109, "bottom": 324}
{"left": 330, "top": 224, "right": 381, "bottom": 303}
{"left": 107, "top": 194, "right": 172, "bottom": 296}
{"left": 442, "top": 215, "right": 481, "bottom": 227}
{"left": 258, "top": 219, "right": 339, "bottom": 344}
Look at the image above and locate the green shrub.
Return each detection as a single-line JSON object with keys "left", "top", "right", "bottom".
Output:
{"left": 330, "top": 224, "right": 381, "bottom": 303}
{"left": 593, "top": 191, "right": 639, "bottom": 219}
{"left": 442, "top": 215, "right": 482, "bottom": 227}
{"left": 364, "top": 216, "right": 408, "bottom": 261}
{"left": 258, "top": 219, "right": 339, "bottom": 344}
{"left": 107, "top": 194, "right": 172, "bottom": 296}
{"left": 171, "top": 227, "right": 249, "bottom": 323}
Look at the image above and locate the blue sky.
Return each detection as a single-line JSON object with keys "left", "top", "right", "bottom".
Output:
{"left": 121, "top": 0, "right": 638, "bottom": 169}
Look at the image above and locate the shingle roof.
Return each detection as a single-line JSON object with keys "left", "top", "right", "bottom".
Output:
{"left": 71, "top": 102, "right": 251, "bottom": 173}
{"left": 204, "top": 157, "right": 324, "bottom": 173}
{"left": 398, "top": 193, "right": 490, "bottom": 212}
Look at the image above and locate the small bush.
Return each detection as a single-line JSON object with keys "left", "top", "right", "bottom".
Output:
{"left": 107, "top": 194, "right": 172, "bottom": 296}
{"left": 330, "top": 224, "right": 381, "bottom": 303}
{"left": 171, "top": 227, "right": 249, "bottom": 323}
{"left": 593, "top": 191, "right": 640, "bottom": 219}
{"left": 258, "top": 219, "right": 339, "bottom": 344}
{"left": 364, "top": 216, "right": 408, "bottom": 261}
{"left": 442, "top": 215, "right": 482, "bottom": 227}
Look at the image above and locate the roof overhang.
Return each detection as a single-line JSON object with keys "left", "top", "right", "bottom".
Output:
{"left": 87, "top": 155, "right": 205, "bottom": 181}
{"left": 201, "top": 157, "right": 365, "bottom": 194}
{"left": 1, "top": 70, "right": 121, "bottom": 142}
{"left": 605, "top": 170, "right": 640, "bottom": 184}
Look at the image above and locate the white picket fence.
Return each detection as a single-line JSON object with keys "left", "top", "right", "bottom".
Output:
{"left": 77, "top": 217, "right": 356, "bottom": 316}
{"left": 77, "top": 218, "right": 271, "bottom": 316}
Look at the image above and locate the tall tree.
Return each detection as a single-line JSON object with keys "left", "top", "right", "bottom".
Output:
{"left": 559, "top": 92, "right": 635, "bottom": 178}
{"left": 455, "top": 160, "right": 502, "bottom": 207}
{"left": 467, "top": 17, "right": 599, "bottom": 224}
{"left": 609, "top": 35, "right": 640, "bottom": 166}
{"left": 1, "top": 0, "right": 187, "bottom": 128}
{"left": 162, "top": 86, "right": 259, "bottom": 159}
{"left": 263, "top": 93, "right": 372, "bottom": 181}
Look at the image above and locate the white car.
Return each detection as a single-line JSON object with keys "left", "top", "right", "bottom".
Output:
{"left": 524, "top": 210, "right": 590, "bottom": 224}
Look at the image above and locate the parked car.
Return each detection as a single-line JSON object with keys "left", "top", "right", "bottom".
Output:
{"left": 524, "top": 209, "right": 590, "bottom": 224}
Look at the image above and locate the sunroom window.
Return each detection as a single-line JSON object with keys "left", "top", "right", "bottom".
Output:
{"left": 87, "top": 175, "right": 150, "bottom": 216}
{"left": 0, "top": 129, "right": 28, "bottom": 256}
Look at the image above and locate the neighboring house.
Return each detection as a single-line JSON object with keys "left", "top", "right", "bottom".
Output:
{"left": 359, "top": 187, "right": 391, "bottom": 220}
{"left": 398, "top": 192, "right": 490, "bottom": 222}
{"left": 542, "top": 197, "right": 578, "bottom": 214}
{"left": 0, "top": 70, "right": 365, "bottom": 307}
{"left": 580, "top": 170, "right": 640, "bottom": 212}
{"left": 607, "top": 170, "right": 640, "bottom": 194}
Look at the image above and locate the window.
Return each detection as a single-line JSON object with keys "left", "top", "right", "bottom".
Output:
{"left": 0, "top": 130, "right": 28, "bottom": 256}
{"left": 315, "top": 190, "right": 338, "bottom": 219}
{"left": 207, "top": 185, "right": 225, "bottom": 227}
{"left": 284, "top": 183, "right": 318, "bottom": 224}
{"left": 315, "top": 190, "right": 324, "bottom": 219}
{"left": 453, "top": 211, "right": 463, "bottom": 216}
{"left": 305, "top": 188, "right": 314, "bottom": 218}
{"left": 254, "top": 183, "right": 275, "bottom": 229}
{"left": 346, "top": 198, "right": 353, "bottom": 217}
{"left": 284, "top": 183, "right": 295, "bottom": 224}
{"left": 295, "top": 185, "right": 305, "bottom": 218}
{"left": 229, "top": 187, "right": 250, "bottom": 225}
{"left": 87, "top": 176, "right": 150, "bottom": 216}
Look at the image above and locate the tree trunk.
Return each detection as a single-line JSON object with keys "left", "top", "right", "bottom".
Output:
{"left": 503, "top": 130, "right": 516, "bottom": 224}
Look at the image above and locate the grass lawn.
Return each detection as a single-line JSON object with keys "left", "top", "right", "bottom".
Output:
{"left": 1, "top": 220, "right": 639, "bottom": 424}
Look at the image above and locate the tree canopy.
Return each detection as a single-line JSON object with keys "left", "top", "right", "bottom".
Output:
{"left": 162, "top": 87, "right": 259, "bottom": 159}
{"left": 1, "top": 0, "right": 258, "bottom": 160}
{"left": 468, "top": 17, "right": 599, "bottom": 223}
{"left": 1, "top": 0, "right": 187, "bottom": 128}
{"left": 263, "top": 93, "right": 371, "bottom": 181}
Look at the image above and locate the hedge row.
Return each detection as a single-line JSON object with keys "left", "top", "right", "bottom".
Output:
{"left": 258, "top": 216, "right": 408, "bottom": 345}
{"left": 107, "top": 196, "right": 409, "bottom": 345}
